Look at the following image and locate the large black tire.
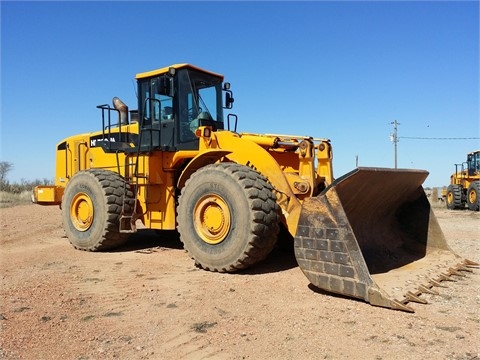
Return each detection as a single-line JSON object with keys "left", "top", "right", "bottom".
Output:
{"left": 61, "top": 169, "right": 134, "bottom": 251}
{"left": 177, "top": 163, "right": 280, "bottom": 272}
{"left": 446, "top": 184, "right": 464, "bottom": 210}
{"left": 467, "top": 181, "right": 480, "bottom": 211}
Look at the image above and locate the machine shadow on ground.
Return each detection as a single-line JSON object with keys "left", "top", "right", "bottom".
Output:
{"left": 114, "top": 229, "right": 298, "bottom": 274}
{"left": 118, "top": 229, "right": 183, "bottom": 252}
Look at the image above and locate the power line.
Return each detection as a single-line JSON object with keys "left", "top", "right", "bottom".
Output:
{"left": 399, "top": 136, "right": 479, "bottom": 140}
{"left": 389, "top": 120, "right": 479, "bottom": 168}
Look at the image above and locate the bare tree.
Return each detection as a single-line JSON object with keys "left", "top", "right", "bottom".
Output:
{"left": 0, "top": 161, "right": 14, "bottom": 190}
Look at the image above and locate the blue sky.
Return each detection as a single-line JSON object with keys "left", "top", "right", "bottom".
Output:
{"left": 1, "top": 1, "right": 478, "bottom": 187}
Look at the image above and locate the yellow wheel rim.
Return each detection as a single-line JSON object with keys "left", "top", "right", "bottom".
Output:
{"left": 468, "top": 188, "right": 477, "bottom": 204}
{"left": 70, "top": 192, "right": 94, "bottom": 231}
{"left": 447, "top": 192, "right": 453, "bottom": 205}
{"left": 194, "top": 194, "right": 231, "bottom": 245}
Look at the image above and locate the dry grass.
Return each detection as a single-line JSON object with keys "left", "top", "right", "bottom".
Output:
{"left": 0, "top": 191, "right": 33, "bottom": 208}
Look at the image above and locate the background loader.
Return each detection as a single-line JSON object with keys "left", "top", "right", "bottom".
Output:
{"left": 443, "top": 150, "right": 480, "bottom": 211}
{"left": 34, "top": 64, "right": 477, "bottom": 312}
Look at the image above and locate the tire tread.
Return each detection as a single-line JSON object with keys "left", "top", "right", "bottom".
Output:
{"left": 178, "top": 163, "right": 279, "bottom": 272}
{"left": 64, "top": 169, "right": 133, "bottom": 251}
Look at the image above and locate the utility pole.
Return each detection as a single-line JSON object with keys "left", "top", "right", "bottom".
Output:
{"left": 390, "top": 120, "right": 400, "bottom": 169}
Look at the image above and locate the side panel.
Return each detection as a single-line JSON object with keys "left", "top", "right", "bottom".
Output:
{"left": 54, "top": 136, "right": 91, "bottom": 186}
{"left": 130, "top": 152, "right": 177, "bottom": 230}
{"left": 54, "top": 137, "right": 131, "bottom": 186}
{"left": 54, "top": 141, "right": 69, "bottom": 187}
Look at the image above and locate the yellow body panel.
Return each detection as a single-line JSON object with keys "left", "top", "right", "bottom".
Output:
{"left": 53, "top": 123, "right": 140, "bottom": 185}
{"left": 131, "top": 153, "right": 177, "bottom": 230}
{"left": 450, "top": 173, "right": 480, "bottom": 189}
{"left": 33, "top": 185, "right": 64, "bottom": 205}
{"left": 136, "top": 63, "right": 224, "bottom": 80}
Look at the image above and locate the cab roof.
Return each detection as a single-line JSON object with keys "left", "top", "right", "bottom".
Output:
{"left": 135, "top": 63, "right": 224, "bottom": 80}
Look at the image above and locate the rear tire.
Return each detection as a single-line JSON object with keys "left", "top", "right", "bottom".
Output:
{"left": 446, "top": 184, "right": 463, "bottom": 210}
{"left": 61, "top": 169, "right": 134, "bottom": 251}
{"left": 177, "top": 163, "right": 279, "bottom": 272}
{"left": 467, "top": 181, "right": 480, "bottom": 211}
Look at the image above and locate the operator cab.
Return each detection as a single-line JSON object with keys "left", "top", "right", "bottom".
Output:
{"left": 136, "top": 64, "right": 229, "bottom": 151}
{"left": 467, "top": 150, "right": 480, "bottom": 176}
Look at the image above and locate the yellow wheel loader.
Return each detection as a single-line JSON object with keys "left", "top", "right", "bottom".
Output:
{"left": 34, "top": 64, "right": 477, "bottom": 312}
{"left": 444, "top": 150, "right": 480, "bottom": 211}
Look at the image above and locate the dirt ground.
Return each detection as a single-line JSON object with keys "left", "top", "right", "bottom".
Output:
{"left": 0, "top": 203, "right": 479, "bottom": 360}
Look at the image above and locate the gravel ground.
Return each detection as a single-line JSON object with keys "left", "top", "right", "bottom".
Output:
{"left": 0, "top": 204, "right": 479, "bottom": 360}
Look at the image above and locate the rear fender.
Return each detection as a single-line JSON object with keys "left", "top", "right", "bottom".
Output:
{"left": 177, "top": 150, "right": 232, "bottom": 189}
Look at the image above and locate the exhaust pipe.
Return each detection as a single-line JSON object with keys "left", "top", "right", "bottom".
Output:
{"left": 112, "top": 97, "right": 129, "bottom": 125}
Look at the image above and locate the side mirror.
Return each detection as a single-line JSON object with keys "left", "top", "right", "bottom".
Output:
{"left": 224, "top": 90, "right": 234, "bottom": 109}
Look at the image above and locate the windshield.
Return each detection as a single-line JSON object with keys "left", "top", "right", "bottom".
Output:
{"left": 467, "top": 151, "right": 480, "bottom": 175}
{"left": 177, "top": 68, "right": 224, "bottom": 139}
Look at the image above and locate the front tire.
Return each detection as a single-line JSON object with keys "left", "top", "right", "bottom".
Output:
{"left": 177, "top": 163, "right": 279, "bottom": 272}
{"left": 446, "top": 184, "right": 463, "bottom": 210}
{"left": 61, "top": 169, "right": 134, "bottom": 251}
{"left": 467, "top": 181, "right": 480, "bottom": 211}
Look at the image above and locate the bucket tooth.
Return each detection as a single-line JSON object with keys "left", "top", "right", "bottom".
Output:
{"left": 454, "top": 261, "right": 474, "bottom": 272}
{"left": 457, "top": 265, "right": 473, "bottom": 273}
{"left": 406, "top": 291, "right": 428, "bottom": 304}
{"left": 391, "top": 300, "right": 415, "bottom": 313}
{"left": 439, "top": 273, "right": 457, "bottom": 282}
{"left": 448, "top": 268, "right": 466, "bottom": 277}
{"left": 428, "top": 278, "right": 448, "bottom": 288}
{"left": 418, "top": 285, "right": 439, "bottom": 295}
{"left": 464, "top": 259, "right": 480, "bottom": 268}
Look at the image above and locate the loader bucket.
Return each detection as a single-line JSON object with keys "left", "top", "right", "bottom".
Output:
{"left": 294, "top": 167, "right": 478, "bottom": 312}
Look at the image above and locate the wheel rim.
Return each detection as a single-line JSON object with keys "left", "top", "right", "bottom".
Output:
{"left": 193, "top": 194, "right": 231, "bottom": 245}
{"left": 70, "top": 192, "right": 94, "bottom": 231}
{"left": 447, "top": 192, "right": 453, "bottom": 205}
{"left": 468, "top": 188, "right": 477, "bottom": 204}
